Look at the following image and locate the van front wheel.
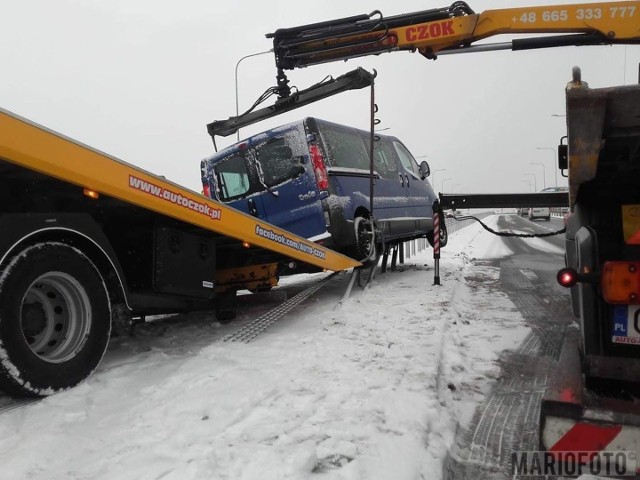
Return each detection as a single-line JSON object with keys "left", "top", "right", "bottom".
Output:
{"left": 427, "top": 222, "right": 448, "bottom": 249}
{"left": 354, "top": 216, "right": 377, "bottom": 264}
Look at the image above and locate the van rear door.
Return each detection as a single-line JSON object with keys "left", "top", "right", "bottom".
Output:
{"left": 252, "top": 130, "right": 326, "bottom": 239}
{"left": 206, "top": 149, "right": 267, "bottom": 219}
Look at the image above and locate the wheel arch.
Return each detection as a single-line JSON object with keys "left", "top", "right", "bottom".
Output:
{"left": 0, "top": 225, "right": 130, "bottom": 314}
{"left": 0, "top": 240, "right": 114, "bottom": 396}
{"left": 353, "top": 206, "right": 371, "bottom": 220}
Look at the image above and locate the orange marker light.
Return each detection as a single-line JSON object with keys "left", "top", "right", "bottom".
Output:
{"left": 242, "top": 242, "right": 251, "bottom": 249}
{"left": 83, "top": 188, "right": 99, "bottom": 199}
{"left": 601, "top": 261, "right": 640, "bottom": 304}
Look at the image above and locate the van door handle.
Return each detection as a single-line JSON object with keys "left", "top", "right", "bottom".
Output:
{"left": 398, "top": 173, "right": 405, "bottom": 187}
{"left": 405, "top": 174, "right": 410, "bottom": 187}
{"left": 248, "top": 198, "right": 258, "bottom": 217}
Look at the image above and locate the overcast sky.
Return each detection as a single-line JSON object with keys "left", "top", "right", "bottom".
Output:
{"left": 2, "top": 0, "right": 638, "bottom": 194}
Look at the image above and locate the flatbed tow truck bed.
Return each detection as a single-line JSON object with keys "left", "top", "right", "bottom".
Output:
{"left": 0, "top": 108, "right": 359, "bottom": 397}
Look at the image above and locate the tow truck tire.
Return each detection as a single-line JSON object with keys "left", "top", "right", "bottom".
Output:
{"left": 0, "top": 242, "right": 111, "bottom": 397}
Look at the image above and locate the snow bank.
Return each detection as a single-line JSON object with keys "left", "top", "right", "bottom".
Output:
{"left": 0, "top": 216, "right": 529, "bottom": 480}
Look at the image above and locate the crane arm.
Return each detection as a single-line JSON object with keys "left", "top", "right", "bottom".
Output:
{"left": 206, "top": 1, "right": 639, "bottom": 140}
{"left": 267, "top": 1, "right": 640, "bottom": 71}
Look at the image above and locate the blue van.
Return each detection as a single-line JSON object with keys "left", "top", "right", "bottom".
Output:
{"left": 200, "top": 118, "right": 445, "bottom": 262}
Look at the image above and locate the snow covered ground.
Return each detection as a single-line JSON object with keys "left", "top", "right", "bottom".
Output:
{"left": 0, "top": 215, "right": 533, "bottom": 480}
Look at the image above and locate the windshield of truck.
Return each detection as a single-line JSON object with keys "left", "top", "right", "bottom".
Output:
{"left": 213, "top": 153, "right": 251, "bottom": 201}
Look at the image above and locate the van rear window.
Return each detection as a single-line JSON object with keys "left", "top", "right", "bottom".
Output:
{"left": 317, "top": 123, "right": 369, "bottom": 170}
{"left": 255, "top": 137, "right": 303, "bottom": 187}
{"left": 214, "top": 154, "right": 251, "bottom": 201}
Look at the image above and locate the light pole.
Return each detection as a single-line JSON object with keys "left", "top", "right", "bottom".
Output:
{"left": 521, "top": 179, "right": 532, "bottom": 192}
{"left": 536, "top": 147, "right": 558, "bottom": 187}
{"left": 441, "top": 177, "right": 453, "bottom": 192}
{"left": 530, "top": 162, "right": 546, "bottom": 190}
{"left": 524, "top": 173, "right": 537, "bottom": 191}
{"left": 235, "top": 49, "right": 273, "bottom": 141}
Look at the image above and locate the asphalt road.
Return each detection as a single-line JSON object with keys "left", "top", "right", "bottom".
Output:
{"left": 444, "top": 214, "right": 575, "bottom": 480}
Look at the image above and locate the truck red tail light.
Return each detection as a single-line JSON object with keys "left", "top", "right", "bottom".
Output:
{"left": 309, "top": 143, "right": 329, "bottom": 191}
{"left": 202, "top": 184, "right": 211, "bottom": 198}
{"left": 557, "top": 267, "right": 598, "bottom": 289}
{"left": 601, "top": 261, "right": 640, "bottom": 304}
{"left": 557, "top": 267, "right": 578, "bottom": 288}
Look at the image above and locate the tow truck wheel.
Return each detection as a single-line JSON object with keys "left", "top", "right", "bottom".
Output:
{"left": 354, "top": 216, "right": 378, "bottom": 264}
{"left": 0, "top": 242, "right": 111, "bottom": 397}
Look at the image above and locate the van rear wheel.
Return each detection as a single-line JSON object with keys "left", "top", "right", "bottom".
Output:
{"left": 354, "top": 216, "right": 377, "bottom": 264}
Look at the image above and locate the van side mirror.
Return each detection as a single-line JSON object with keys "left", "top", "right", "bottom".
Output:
{"left": 558, "top": 144, "right": 568, "bottom": 170}
{"left": 419, "top": 160, "right": 430, "bottom": 180}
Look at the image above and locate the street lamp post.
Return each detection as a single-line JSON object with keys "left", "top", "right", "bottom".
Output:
{"left": 536, "top": 147, "right": 558, "bottom": 187}
{"left": 524, "top": 173, "right": 537, "bottom": 192}
{"left": 441, "top": 177, "right": 453, "bottom": 192}
{"left": 521, "top": 179, "right": 532, "bottom": 192}
{"left": 235, "top": 49, "right": 273, "bottom": 141}
{"left": 530, "top": 162, "right": 546, "bottom": 190}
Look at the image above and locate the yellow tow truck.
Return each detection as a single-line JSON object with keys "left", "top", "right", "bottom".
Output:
{"left": 0, "top": 109, "right": 359, "bottom": 397}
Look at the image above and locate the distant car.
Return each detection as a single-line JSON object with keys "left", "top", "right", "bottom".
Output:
{"left": 201, "top": 117, "right": 445, "bottom": 263}
{"left": 539, "top": 186, "right": 570, "bottom": 216}
{"left": 527, "top": 186, "right": 568, "bottom": 221}
{"left": 528, "top": 206, "right": 551, "bottom": 221}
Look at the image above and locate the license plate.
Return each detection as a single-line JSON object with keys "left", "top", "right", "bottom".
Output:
{"left": 612, "top": 305, "right": 640, "bottom": 345}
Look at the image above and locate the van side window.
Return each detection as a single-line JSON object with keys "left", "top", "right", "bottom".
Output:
{"left": 255, "top": 137, "right": 303, "bottom": 187}
{"left": 373, "top": 139, "right": 399, "bottom": 180}
{"left": 318, "top": 123, "right": 369, "bottom": 170}
{"left": 393, "top": 141, "right": 421, "bottom": 177}
{"left": 214, "top": 153, "right": 251, "bottom": 201}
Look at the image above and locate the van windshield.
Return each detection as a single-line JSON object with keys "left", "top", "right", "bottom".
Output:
{"left": 214, "top": 153, "right": 251, "bottom": 201}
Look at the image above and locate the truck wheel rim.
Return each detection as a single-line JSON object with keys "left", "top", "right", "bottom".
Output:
{"left": 20, "top": 272, "right": 92, "bottom": 363}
